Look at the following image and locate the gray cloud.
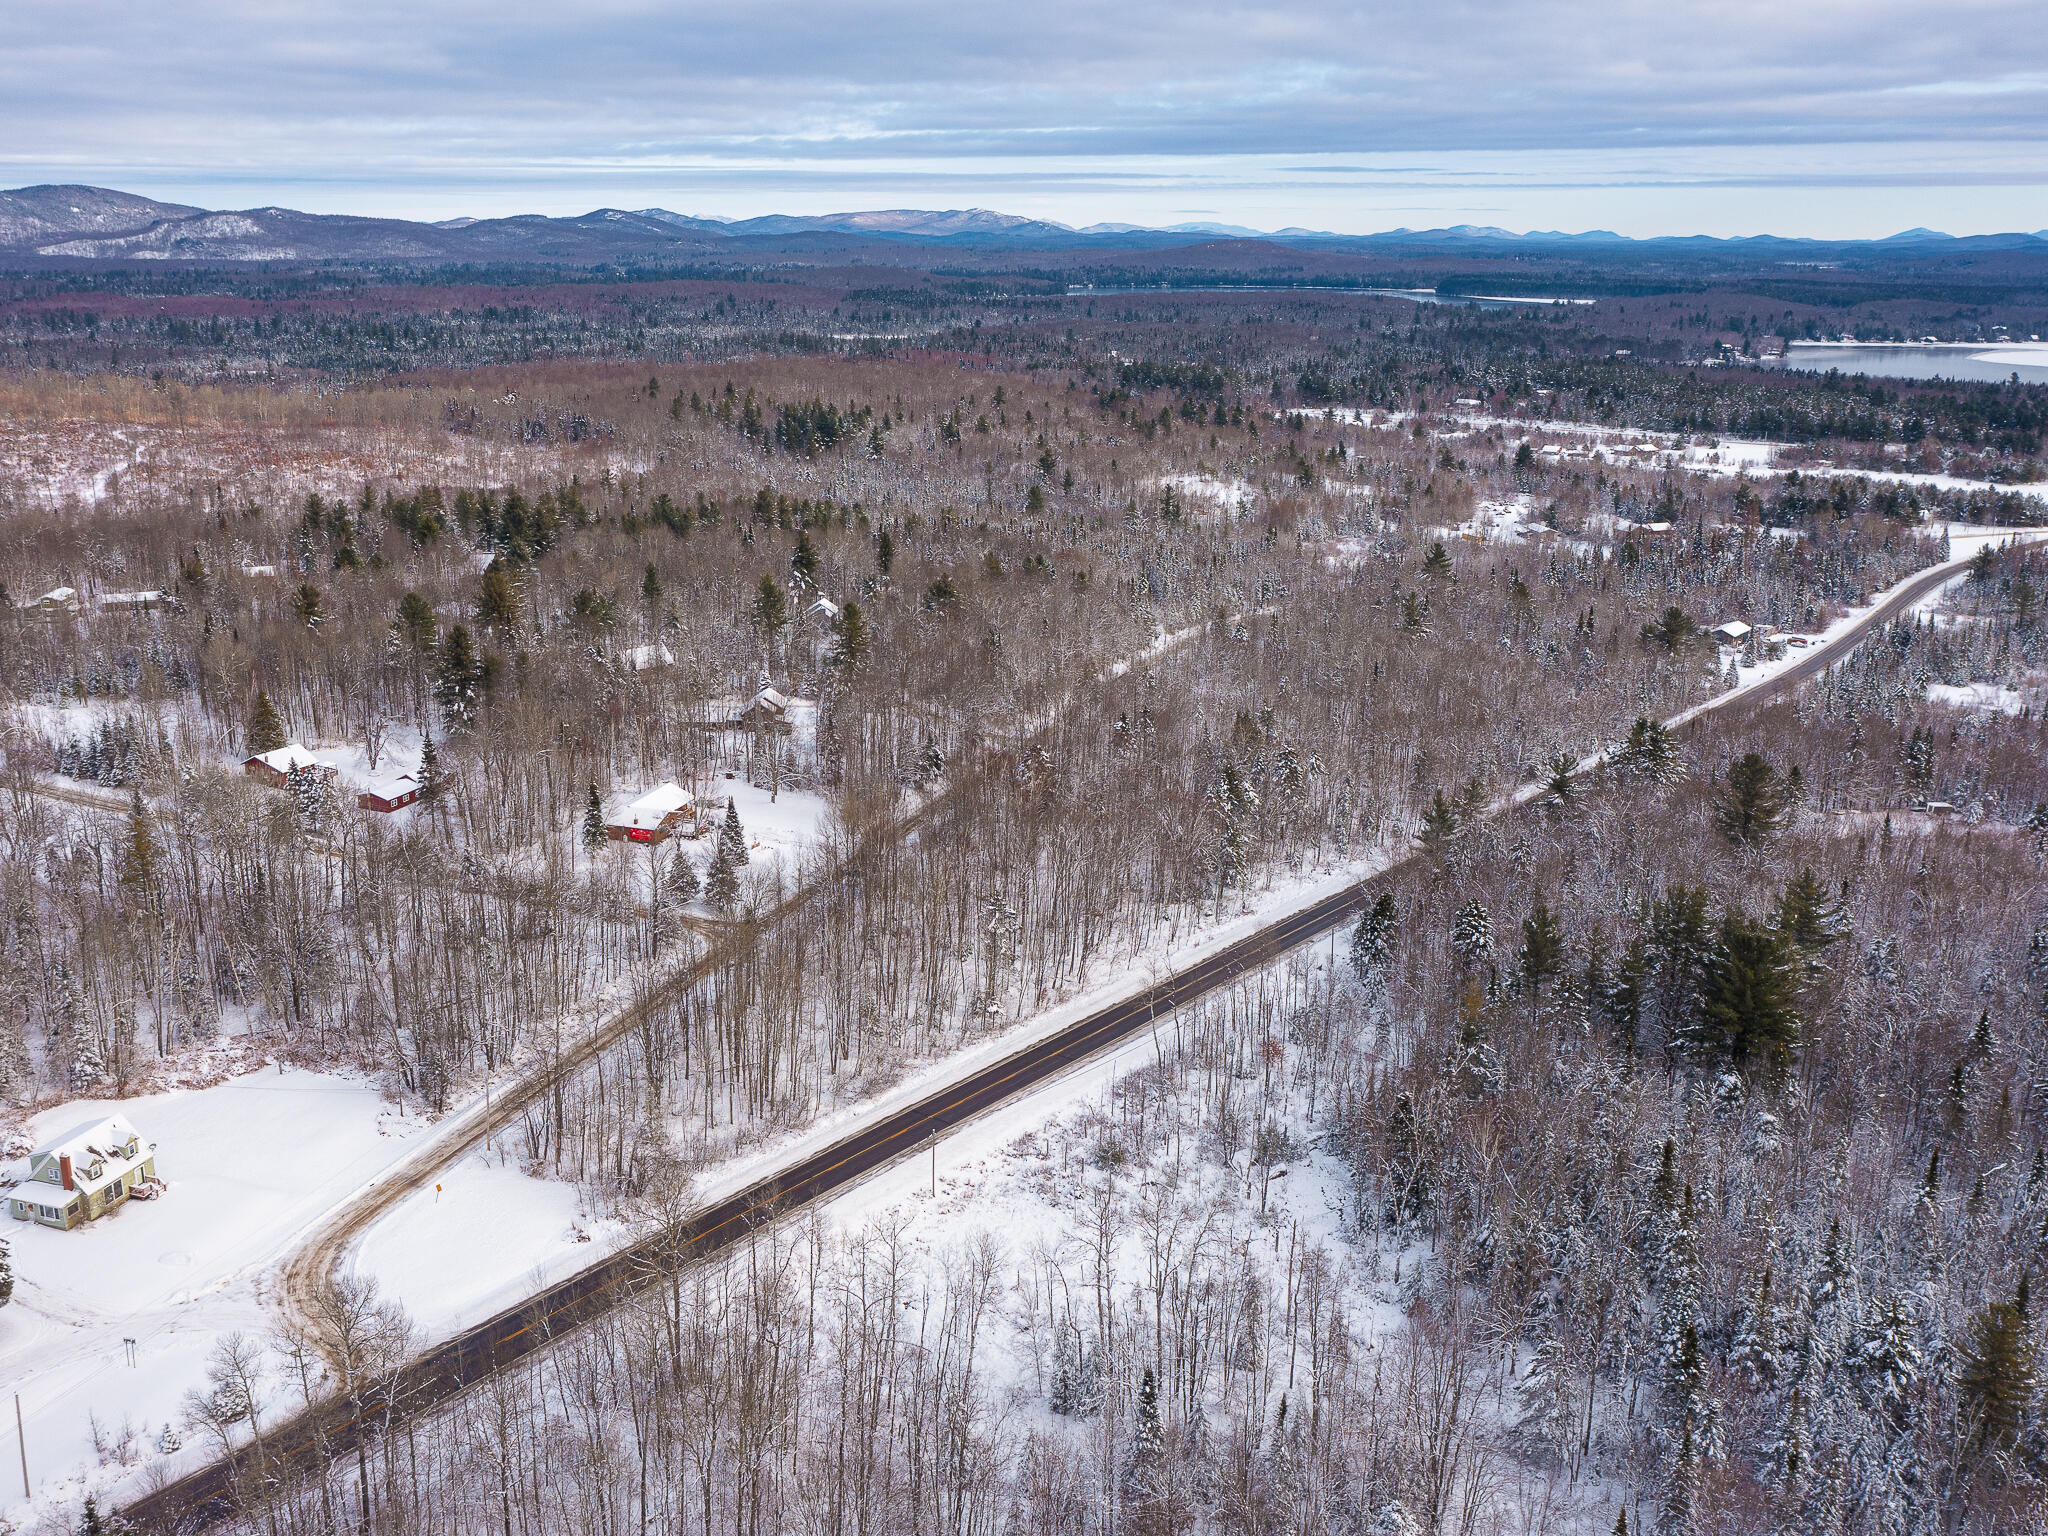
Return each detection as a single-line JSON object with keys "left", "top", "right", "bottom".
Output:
{"left": 2, "top": 2, "right": 2043, "bottom": 232}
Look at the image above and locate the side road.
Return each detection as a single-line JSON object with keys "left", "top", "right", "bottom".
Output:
{"left": 122, "top": 531, "right": 2043, "bottom": 1533}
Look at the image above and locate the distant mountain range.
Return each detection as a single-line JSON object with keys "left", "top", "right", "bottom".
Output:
{"left": 1, "top": 184, "right": 2045, "bottom": 264}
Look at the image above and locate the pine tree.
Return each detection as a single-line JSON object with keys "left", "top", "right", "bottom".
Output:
{"left": 477, "top": 559, "right": 519, "bottom": 630}
{"left": 120, "top": 789, "right": 162, "bottom": 898}
{"left": 1956, "top": 1275, "right": 2036, "bottom": 1450}
{"left": 707, "top": 801, "right": 749, "bottom": 910}
{"left": 1714, "top": 751, "right": 1787, "bottom": 843}
{"left": 581, "top": 781, "right": 607, "bottom": 851}
{"left": 754, "top": 574, "right": 789, "bottom": 639}
{"left": 790, "top": 530, "right": 820, "bottom": 587}
{"left": 1211, "top": 762, "right": 1258, "bottom": 897}
{"left": 1776, "top": 869, "right": 1847, "bottom": 953}
{"left": 830, "top": 600, "right": 871, "bottom": 671}
{"left": 435, "top": 624, "right": 483, "bottom": 728}
{"left": 1422, "top": 540, "right": 1452, "bottom": 577}
{"left": 1419, "top": 788, "right": 1460, "bottom": 854}
{"left": 1519, "top": 895, "right": 1565, "bottom": 1002}
{"left": 1451, "top": 899, "right": 1493, "bottom": 969}
{"left": 0, "top": 1232, "right": 12, "bottom": 1306}
{"left": 1698, "top": 908, "right": 1801, "bottom": 1070}
{"left": 1349, "top": 893, "right": 1398, "bottom": 991}
{"left": 642, "top": 562, "right": 663, "bottom": 603}
{"left": 1131, "top": 1367, "right": 1163, "bottom": 1467}
{"left": 246, "top": 690, "right": 287, "bottom": 754}
{"left": 416, "top": 731, "right": 442, "bottom": 801}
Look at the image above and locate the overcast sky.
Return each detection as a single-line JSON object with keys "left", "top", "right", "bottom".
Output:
{"left": 4, "top": 2, "right": 2044, "bottom": 236}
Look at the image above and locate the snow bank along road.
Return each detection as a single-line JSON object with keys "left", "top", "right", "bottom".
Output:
{"left": 120, "top": 537, "right": 2039, "bottom": 1534}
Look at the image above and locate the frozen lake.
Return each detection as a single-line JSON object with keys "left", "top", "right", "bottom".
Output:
{"left": 1783, "top": 341, "right": 2048, "bottom": 384}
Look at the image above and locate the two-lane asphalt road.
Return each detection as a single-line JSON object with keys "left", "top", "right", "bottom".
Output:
{"left": 119, "top": 540, "right": 2023, "bottom": 1533}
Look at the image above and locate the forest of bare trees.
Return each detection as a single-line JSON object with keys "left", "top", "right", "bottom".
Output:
{"left": 5, "top": 299, "right": 2047, "bottom": 1535}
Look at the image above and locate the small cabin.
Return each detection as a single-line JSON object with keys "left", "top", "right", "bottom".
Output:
{"left": 9, "top": 1113, "right": 158, "bottom": 1230}
{"left": 244, "top": 744, "right": 335, "bottom": 789}
{"left": 738, "top": 686, "right": 797, "bottom": 735}
{"left": 1712, "top": 621, "right": 1753, "bottom": 646}
{"left": 357, "top": 774, "right": 422, "bottom": 813}
{"left": 32, "top": 586, "right": 80, "bottom": 613}
{"left": 606, "top": 782, "right": 698, "bottom": 844}
{"left": 101, "top": 589, "right": 167, "bottom": 612}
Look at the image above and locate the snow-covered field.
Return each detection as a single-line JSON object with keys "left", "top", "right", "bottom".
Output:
{"left": 0, "top": 1069, "right": 434, "bottom": 1520}
{"left": 351, "top": 1152, "right": 626, "bottom": 1341}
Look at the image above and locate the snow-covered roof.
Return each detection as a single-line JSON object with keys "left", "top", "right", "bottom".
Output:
{"left": 27, "top": 1113, "right": 150, "bottom": 1198}
{"left": 1712, "top": 621, "right": 1753, "bottom": 641}
{"left": 622, "top": 642, "right": 674, "bottom": 672}
{"left": 806, "top": 595, "right": 841, "bottom": 620}
{"left": 750, "top": 686, "right": 794, "bottom": 714}
{"left": 100, "top": 589, "right": 166, "bottom": 607}
{"left": 241, "top": 563, "right": 278, "bottom": 577}
{"left": 361, "top": 773, "right": 418, "bottom": 800}
{"left": 614, "top": 781, "right": 694, "bottom": 827}
{"left": 247, "top": 743, "right": 326, "bottom": 774}
{"left": 35, "top": 586, "right": 79, "bottom": 607}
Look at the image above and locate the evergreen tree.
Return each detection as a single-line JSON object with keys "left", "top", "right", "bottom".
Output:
{"left": 1210, "top": 762, "right": 1258, "bottom": 897}
{"left": 1451, "top": 899, "right": 1493, "bottom": 970}
{"left": 642, "top": 562, "right": 663, "bottom": 603}
{"left": 1956, "top": 1275, "right": 2036, "bottom": 1450}
{"left": 754, "top": 574, "right": 790, "bottom": 640}
{"left": 247, "top": 690, "right": 287, "bottom": 754}
{"left": 1384, "top": 1092, "right": 1430, "bottom": 1225}
{"left": 120, "top": 789, "right": 162, "bottom": 899}
{"left": 1349, "top": 893, "right": 1399, "bottom": 991}
{"left": 581, "top": 781, "right": 607, "bottom": 851}
{"left": 876, "top": 528, "right": 895, "bottom": 577}
{"left": 435, "top": 624, "right": 484, "bottom": 728}
{"left": 478, "top": 561, "right": 519, "bottom": 629}
{"left": 1519, "top": 895, "right": 1565, "bottom": 1002}
{"left": 1131, "top": 1366, "right": 1163, "bottom": 1467}
{"left": 292, "top": 582, "right": 325, "bottom": 627}
{"left": 790, "top": 530, "right": 820, "bottom": 587}
{"left": 707, "top": 801, "right": 749, "bottom": 911}
{"left": 829, "top": 600, "right": 871, "bottom": 671}
{"left": 1714, "top": 751, "right": 1787, "bottom": 843}
{"left": 1698, "top": 908, "right": 1801, "bottom": 1070}
{"left": 0, "top": 1232, "right": 12, "bottom": 1307}
{"left": 1419, "top": 788, "right": 1460, "bottom": 855}
{"left": 1776, "top": 869, "right": 1847, "bottom": 953}
{"left": 416, "top": 731, "right": 443, "bottom": 801}
{"left": 1422, "top": 540, "right": 1452, "bottom": 577}
{"left": 394, "top": 591, "right": 438, "bottom": 653}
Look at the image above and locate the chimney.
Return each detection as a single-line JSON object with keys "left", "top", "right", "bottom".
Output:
{"left": 60, "top": 1154, "right": 74, "bottom": 1190}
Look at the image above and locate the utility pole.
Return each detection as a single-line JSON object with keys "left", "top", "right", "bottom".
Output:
{"left": 15, "top": 1391, "right": 28, "bottom": 1500}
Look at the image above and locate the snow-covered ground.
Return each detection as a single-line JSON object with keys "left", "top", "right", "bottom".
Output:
{"left": 1925, "top": 681, "right": 2031, "bottom": 716}
{"left": 1155, "top": 471, "right": 1258, "bottom": 520}
{"left": 351, "top": 1152, "right": 627, "bottom": 1341}
{"left": 0, "top": 1068, "right": 435, "bottom": 1520}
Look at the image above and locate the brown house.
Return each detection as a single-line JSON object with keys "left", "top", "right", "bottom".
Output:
{"left": 243, "top": 743, "right": 335, "bottom": 788}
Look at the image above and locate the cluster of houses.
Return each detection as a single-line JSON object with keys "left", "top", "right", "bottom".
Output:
{"left": 1710, "top": 620, "right": 1808, "bottom": 659}
{"left": 243, "top": 744, "right": 422, "bottom": 813}
{"left": 7, "top": 1113, "right": 161, "bottom": 1230}
{"left": 26, "top": 586, "right": 168, "bottom": 615}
